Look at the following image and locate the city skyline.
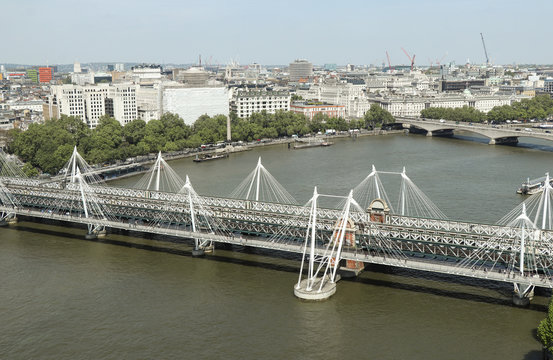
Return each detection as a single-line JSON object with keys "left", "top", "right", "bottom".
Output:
{"left": 3, "top": 0, "right": 552, "bottom": 67}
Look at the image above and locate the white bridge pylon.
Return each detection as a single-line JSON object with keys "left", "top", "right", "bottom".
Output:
{"left": 0, "top": 178, "right": 19, "bottom": 224}
{"left": 0, "top": 149, "right": 26, "bottom": 178}
{"left": 177, "top": 175, "right": 225, "bottom": 255}
{"left": 294, "top": 187, "right": 362, "bottom": 300}
{"left": 135, "top": 151, "right": 185, "bottom": 193}
{"left": 0, "top": 150, "right": 23, "bottom": 224}
{"left": 352, "top": 165, "right": 447, "bottom": 219}
{"left": 54, "top": 147, "right": 111, "bottom": 238}
{"left": 61, "top": 146, "right": 104, "bottom": 185}
{"left": 230, "top": 157, "right": 297, "bottom": 204}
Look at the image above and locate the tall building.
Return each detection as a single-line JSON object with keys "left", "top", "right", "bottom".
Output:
{"left": 26, "top": 69, "right": 38, "bottom": 83}
{"left": 49, "top": 84, "right": 138, "bottom": 128}
{"left": 106, "top": 84, "right": 137, "bottom": 125}
{"left": 545, "top": 79, "right": 553, "bottom": 93}
{"left": 73, "top": 62, "right": 82, "bottom": 73}
{"left": 289, "top": 59, "right": 313, "bottom": 82}
{"left": 161, "top": 85, "right": 229, "bottom": 125}
{"left": 38, "top": 67, "right": 53, "bottom": 83}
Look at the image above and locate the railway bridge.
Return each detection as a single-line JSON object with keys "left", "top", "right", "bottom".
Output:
{"left": 1, "top": 149, "right": 553, "bottom": 303}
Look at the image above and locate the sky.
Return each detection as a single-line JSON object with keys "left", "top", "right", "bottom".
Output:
{"left": 3, "top": 0, "right": 553, "bottom": 66}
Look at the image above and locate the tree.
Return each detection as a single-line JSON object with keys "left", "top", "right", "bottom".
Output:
{"left": 364, "top": 104, "right": 395, "bottom": 127}
{"left": 22, "top": 162, "right": 39, "bottom": 177}
{"left": 538, "top": 299, "right": 553, "bottom": 353}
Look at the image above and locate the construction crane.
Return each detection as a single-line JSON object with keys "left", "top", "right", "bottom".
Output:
{"left": 401, "top": 47, "right": 416, "bottom": 71}
{"left": 480, "top": 33, "right": 490, "bottom": 65}
{"left": 385, "top": 51, "right": 394, "bottom": 73}
{"left": 435, "top": 53, "right": 447, "bottom": 66}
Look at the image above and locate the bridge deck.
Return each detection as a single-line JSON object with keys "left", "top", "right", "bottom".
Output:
{"left": 7, "top": 206, "right": 552, "bottom": 289}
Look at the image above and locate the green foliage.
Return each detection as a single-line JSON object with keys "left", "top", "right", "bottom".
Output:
{"left": 422, "top": 95, "right": 553, "bottom": 124}
{"left": 421, "top": 106, "right": 487, "bottom": 123}
{"left": 7, "top": 110, "right": 361, "bottom": 174}
{"left": 291, "top": 94, "right": 303, "bottom": 101}
{"left": 21, "top": 162, "right": 39, "bottom": 177}
{"left": 538, "top": 299, "right": 553, "bottom": 353}
{"left": 364, "top": 104, "right": 395, "bottom": 127}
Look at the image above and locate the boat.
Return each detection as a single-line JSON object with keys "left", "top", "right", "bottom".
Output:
{"left": 293, "top": 139, "right": 334, "bottom": 149}
{"left": 193, "top": 153, "right": 229, "bottom": 162}
{"left": 517, "top": 176, "right": 552, "bottom": 195}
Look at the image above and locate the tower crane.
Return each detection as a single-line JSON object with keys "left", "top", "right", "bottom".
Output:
{"left": 480, "top": 33, "right": 490, "bottom": 65}
{"left": 385, "top": 51, "right": 394, "bottom": 73}
{"left": 401, "top": 47, "right": 416, "bottom": 71}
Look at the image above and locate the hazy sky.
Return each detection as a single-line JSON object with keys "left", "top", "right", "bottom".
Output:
{"left": 4, "top": 0, "right": 552, "bottom": 66}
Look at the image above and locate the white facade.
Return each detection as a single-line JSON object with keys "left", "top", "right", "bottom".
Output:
{"left": 136, "top": 86, "right": 161, "bottom": 122}
{"left": 371, "top": 94, "right": 525, "bottom": 117}
{"left": 132, "top": 65, "right": 162, "bottom": 83}
{"left": 51, "top": 85, "right": 86, "bottom": 121}
{"left": 6, "top": 100, "right": 44, "bottom": 112}
{"left": 107, "top": 84, "right": 137, "bottom": 125}
{"left": 231, "top": 90, "right": 290, "bottom": 118}
{"left": 162, "top": 86, "right": 229, "bottom": 125}
{"left": 50, "top": 84, "right": 138, "bottom": 128}
{"left": 83, "top": 84, "right": 109, "bottom": 128}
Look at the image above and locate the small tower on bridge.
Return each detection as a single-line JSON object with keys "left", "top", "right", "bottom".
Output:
{"left": 367, "top": 198, "right": 390, "bottom": 223}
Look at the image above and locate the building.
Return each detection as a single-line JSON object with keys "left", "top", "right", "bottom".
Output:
{"left": 38, "top": 67, "right": 53, "bottom": 83}
{"left": 48, "top": 84, "right": 137, "bottom": 128}
{"left": 136, "top": 85, "right": 161, "bottom": 122}
{"left": 440, "top": 79, "right": 486, "bottom": 92}
{"left": 230, "top": 90, "right": 290, "bottom": 118}
{"left": 290, "top": 101, "right": 346, "bottom": 120}
{"left": 545, "top": 79, "right": 553, "bottom": 93}
{"left": 132, "top": 64, "right": 162, "bottom": 83}
{"left": 161, "top": 86, "right": 229, "bottom": 125}
{"left": 106, "top": 84, "right": 137, "bottom": 125}
{"left": 26, "top": 69, "right": 38, "bottom": 83}
{"left": 289, "top": 60, "right": 313, "bottom": 82}
{"left": 369, "top": 93, "right": 525, "bottom": 117}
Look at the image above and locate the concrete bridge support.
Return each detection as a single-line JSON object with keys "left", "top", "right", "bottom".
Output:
{"left": 513, "top": 283, "right": 534, "bottom": 306}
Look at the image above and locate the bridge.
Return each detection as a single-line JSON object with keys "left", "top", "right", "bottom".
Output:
{"left": 396, "top": 117, "right": 553, "bottom": 145}
{"left": 1, "top": 148, "right": 553, "bottom": 304}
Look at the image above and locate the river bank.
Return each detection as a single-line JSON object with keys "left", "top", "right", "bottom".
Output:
{"left": 105, "top": 128, "right": 404, "bottom": 181}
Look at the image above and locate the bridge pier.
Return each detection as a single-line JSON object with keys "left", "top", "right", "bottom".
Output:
{"left": 512, "top": 283, "right": 534, "bottom": 307}
{"left": 489, "top": 138, "right": 496, "bottom": 145}
{"left": 191, "top": 248, "right": 206, "bottom": 257}
{"left": 294, "top": 276, "right": 338, "bottom": 301}
{"left": 85, "top": 228, "right": 106, "bottom": 240}
{"left": 426, "top": 131, "right": 433, "bottom": 137}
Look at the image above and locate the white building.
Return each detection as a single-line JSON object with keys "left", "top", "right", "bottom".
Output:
{"left": 49, "top": 84, "right": 138, "bottom": 128}
{"left": 106, "top": 84, "right": 137, "bottom": 126}
{"left": 230, "top": 90, "right": 290, "bottom": 118}
{"left": 370, "top": 93, "right": 526, "bottom": 117}
{"left": 161, "top": 86, "right": 229, "bottom": 125}
{"left": 136, "top": 85, "right": 161, "bottom": 122}
{"left": 132, "top": 64, "right": 162, "bottom": 83}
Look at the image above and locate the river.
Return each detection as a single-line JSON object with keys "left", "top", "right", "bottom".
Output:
{"left": 2, "top": 132, "right": 553, "bottom": 359}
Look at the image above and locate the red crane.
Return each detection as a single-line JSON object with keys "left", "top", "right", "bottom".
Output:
{"left": 385, "top": 51, "right": 394, "bottom": 73}
{"left": 435, "top": 53, "right": 447, "bottom": 66}
{"left": 401, "top": 47, "right": 416, "bottom": 71}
